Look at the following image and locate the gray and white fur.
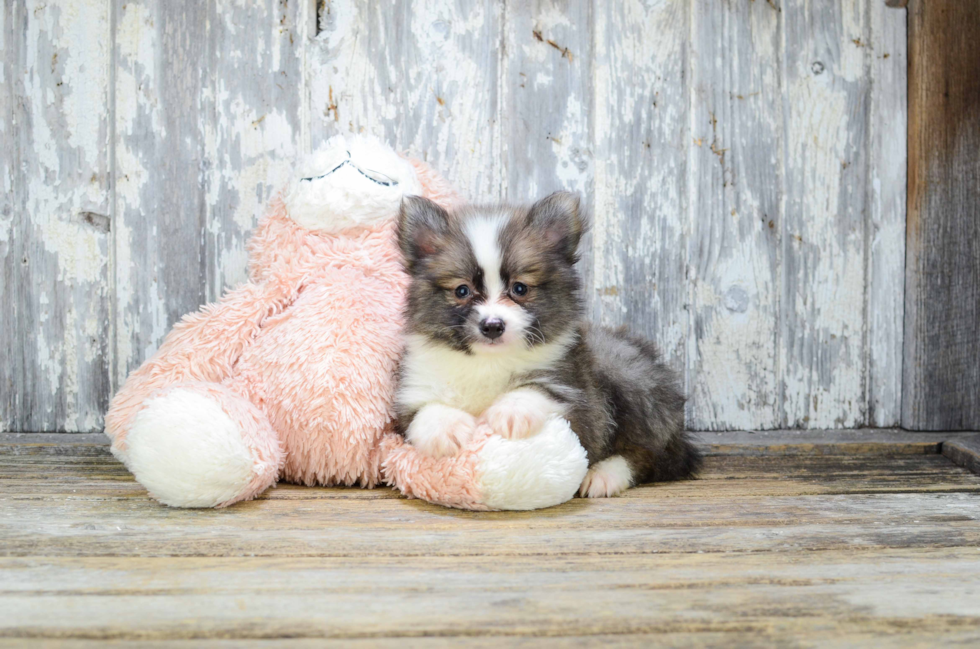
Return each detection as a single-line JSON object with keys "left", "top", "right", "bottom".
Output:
{"left": 394, "top": 191, "right": 701, "bottom": 497}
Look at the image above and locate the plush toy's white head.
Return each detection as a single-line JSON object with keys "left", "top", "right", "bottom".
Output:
{"left": 284, "top": 134, "right": 423, "bottom": 232}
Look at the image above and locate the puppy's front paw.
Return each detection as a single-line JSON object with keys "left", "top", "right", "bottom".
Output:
{"left": 482, "top": 389, "right": 563, "bottom": 441}
{"left": 579, "top": 456, "right": 633, "bottom": 498}
{"left": 406, "top": 404, "right": 478, "bottom": 459}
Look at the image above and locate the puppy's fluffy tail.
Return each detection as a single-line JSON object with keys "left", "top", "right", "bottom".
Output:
{"left": 649, "top": 431, "right": 703, "bottom": 482}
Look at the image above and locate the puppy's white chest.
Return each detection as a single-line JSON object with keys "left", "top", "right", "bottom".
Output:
{"left": 399, "top": 348, "right": 516, "bottom": 415}
{"left": 397, "top": 334, "right": 576, "bottom": 416}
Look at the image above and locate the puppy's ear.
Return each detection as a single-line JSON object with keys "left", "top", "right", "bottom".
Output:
{"left": 526, "top": 191, "right": 588, "bottom": 262}
{"left": 398, "top": 195, "right": 450, "bottom": 268}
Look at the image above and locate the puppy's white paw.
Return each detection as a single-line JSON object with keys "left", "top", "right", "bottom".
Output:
{"left": 579, "top": 455, "right": 633, "bottom": 498}
{"left": 406, "top": 404, "right": 478, "bottom": 459}
{"left": 483, "top": 389, "right": 564, "bottom": 440}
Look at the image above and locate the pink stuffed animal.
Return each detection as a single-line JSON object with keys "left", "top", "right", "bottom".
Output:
{"left": 105, "top": 135, "right": 587, "bottom": 510}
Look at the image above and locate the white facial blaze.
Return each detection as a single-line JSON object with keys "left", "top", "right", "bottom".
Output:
{"left": 463, "top": 214, "right": 529, "bottom": 346}
{"left": 464, "top": 214, "right": 506, "bottom": 300}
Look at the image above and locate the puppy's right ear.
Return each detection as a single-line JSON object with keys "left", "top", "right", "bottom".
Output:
{"left": 526, "top": 191, "right": 587, "bottom": 263}
{"left": 398, "top": 196, "right": 449, "bottom": 269}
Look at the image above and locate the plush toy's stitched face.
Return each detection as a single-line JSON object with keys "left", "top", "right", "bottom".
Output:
{"left": 284, "top": 135, "right": 423, "bottom": 233}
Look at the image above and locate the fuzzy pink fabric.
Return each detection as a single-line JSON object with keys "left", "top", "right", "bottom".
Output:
{"left": 380, "top": 427, "right": 493, "bottom": 511}
{"left": 105, "top": 275, "right": 299, "bottom": 454}
{"left": 106, "top": 157, "right": 494, "bottom": 509}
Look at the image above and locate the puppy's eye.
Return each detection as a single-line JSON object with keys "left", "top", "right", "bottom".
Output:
{"left": 454, "top": 285, "right": 470, "bottom": 299}
{"left": 512, "top": 282, "right": 528, "bottom": 297}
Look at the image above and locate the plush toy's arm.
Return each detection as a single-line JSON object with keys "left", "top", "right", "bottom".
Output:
{"left": 381, "top": 418, "right": 589, "bottom": 511}
{"left": 105, "top": 276, "right": 297, "bottom": 451}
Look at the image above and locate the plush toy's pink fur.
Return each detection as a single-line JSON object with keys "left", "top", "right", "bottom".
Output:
{"left": 105, "top": 158, "right": 494, "bottom": 508}
{"left": 380, "top": 428, "right": 492, "bottom": 510}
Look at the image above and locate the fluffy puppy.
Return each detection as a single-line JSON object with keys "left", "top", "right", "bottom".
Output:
{"left": 394, "top": 191, "right": 701, "bottom": 497}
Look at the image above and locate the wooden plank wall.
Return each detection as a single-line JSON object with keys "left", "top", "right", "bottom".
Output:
{"left": 1, "top": 0, "right": 909, "bottom": 433}
{"left": 1, "top": 1, "right": 113, "bottom": 432}
{"left": 903, "top": 0, "right": 980, "bottom": 431}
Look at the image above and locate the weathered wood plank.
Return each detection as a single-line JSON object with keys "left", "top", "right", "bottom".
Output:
{"left": 865, "top": 0, "right": 907, "bottom": 427}
{"left": 903, "top": 0, "right": 980, "bottom": 430}
{"left": 591, "top": 0, "right": 689, "bottom": 377}
{"left": 500, "top": 0, "right": 592, "bottom": 202}
{"left": 4, "top": 429, "right": 971, "bottom": 456}
{"left": 112, "top": 0, "right": 308, "bottom": 385}
{"left": 2, "top": 444, "right": 968, "bottom": 475}
{"left": 112, "top": 0, "right": 210, "bottom": 386}
{"left": 309, "top": 0, "right": 502, "bottom": 202}
{"left": 5, "top": 634, "right": 980, "bottom": 649}
{"left": 7, "top": 449, "right": 979, "bottom": 502}
{"left": 2, "top": 549, "right": 980, "bottom": 641}
{"left": 4, "top": 489, "right": 979, "bottom": 558}
{"left": 943, "top": 436, "right": 980, "bottom": 477}
{"left": 3, "top": 435, "right": 978, "bottom": 644}
{"left": 0, "top": 432, "right": 109, "bottom": 448}
{"left": 499, "top": 0, "right": 594, "bottom": 312}
{"left": 7, "top": 449, "right": 966, "bottom": 473}
{"left": 204, "top": 0, "right": 306, "bottom": 299}
{"left": 779, "top": 0, "right": 870, "bottom": 428}
{"left": 693, "top": 429, "right": 962, "bottom": 456}
{"left": 6, "top": 472, "right": 978, "bottom": 503}
{"left": 4, "top": 635, "right": 980, "bottom": 649}
{"left": 0, "top": 0, "right": 112, "bottom": 433}
{"left": 0, "top": 3, "right": 12, "bottom": 430}
{"left": 4, "top": 0, "right": 913, "bottom": 433}
{"left": 687, "top": 0, "right": 781, "bottom": 430}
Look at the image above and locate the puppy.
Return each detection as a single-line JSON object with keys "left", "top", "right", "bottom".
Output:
{"left": 394, "top": 191, "right": 701, "bottom": 497}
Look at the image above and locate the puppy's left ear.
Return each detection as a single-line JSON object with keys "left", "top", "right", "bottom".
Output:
{"left": 526, "top": 191, "right": 588, "bottom": 262}
{"left": 398, "top": 195, "right": 450, "bottom": 270}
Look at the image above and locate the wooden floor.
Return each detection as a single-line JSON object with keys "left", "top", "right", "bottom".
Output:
{"left": 3, "top": 432, "right": 980, "bottom": 647}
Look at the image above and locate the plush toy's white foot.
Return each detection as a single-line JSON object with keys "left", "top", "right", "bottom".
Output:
{"left": 127, "top": 388, "right": 262, "bottom": 508}
{"left": 579, "top": 455, "right": 633, "bottom": 498}
{"left": 476, "top": 416, "right": 589, "bottom": 510}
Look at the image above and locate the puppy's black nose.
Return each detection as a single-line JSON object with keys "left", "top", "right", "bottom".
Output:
{"left": 480, "top": 318, "right": 505, "bottom": 340}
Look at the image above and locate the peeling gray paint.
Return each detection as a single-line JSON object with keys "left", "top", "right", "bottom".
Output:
{"left": 309, "top": 0, "right": 502, "bottom": 201}
{"left": 2, "top": 1, "right": 111, "bottom": 432}
{"left": 1, "top": 0, "right": 908, "bottom": 432}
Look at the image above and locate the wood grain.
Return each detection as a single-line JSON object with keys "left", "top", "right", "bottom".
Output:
{"left": 500, "top": 0, "right": 595, "bottom": 314}
{"left": 693, "top": 429, "right": 965, "bottom": 456}
{"left": 943, "top": 435, "right": 980, "bottom": 476}
{"left": 779, "top": 0, "right": 871, "bottom": 429}
{"left": 3, "top": 550, "right": 980, "bottom": 641}
{"left": 203, "top": 0, "right": 307, "bottom": 300}
{"left": 4, "top": 0, "right": 915, "bottom": 432}
{"left": 4, "top": 634, "right": 980, "bottom": 649}
{"left": 112, "top": 0, "right": 308, "bottom": 388}
{"left": 500, "top": 0, "right": 593, "bottom": 202}
{"left": 3, "top": 443, "right": 980, "bottom": 559}
{"left": 903, "top": 0, "right": 980, "bottom": 430}
{"left": 112, "top": 0, "right": 210, "bottom": 387}
{"left": 591, "top": 0, "right": 689, "bottom": 374}
{"left": 309, "top": 0, "right": 503, "bottom": 202}
{"left": 2, "top": 436, "right": 980, "bottom": 643}
{"left": 1, "top": 1, "right": 112, "bottom": 432}
{"left": 687, "top": 0, "right": 781, "bottom": 430}
{"left": 866, "top": 0, "right": 907, "bottom": 427}
{"left": 6, "top": 444, "right": 980, "bottom": 502}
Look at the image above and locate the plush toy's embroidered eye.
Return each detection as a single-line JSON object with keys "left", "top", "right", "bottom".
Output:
{"left": 455, "top": 285, "right": 470, "bottom": 299}
{"left": 512, "top": 282, "right": 528, "bottom": 297}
